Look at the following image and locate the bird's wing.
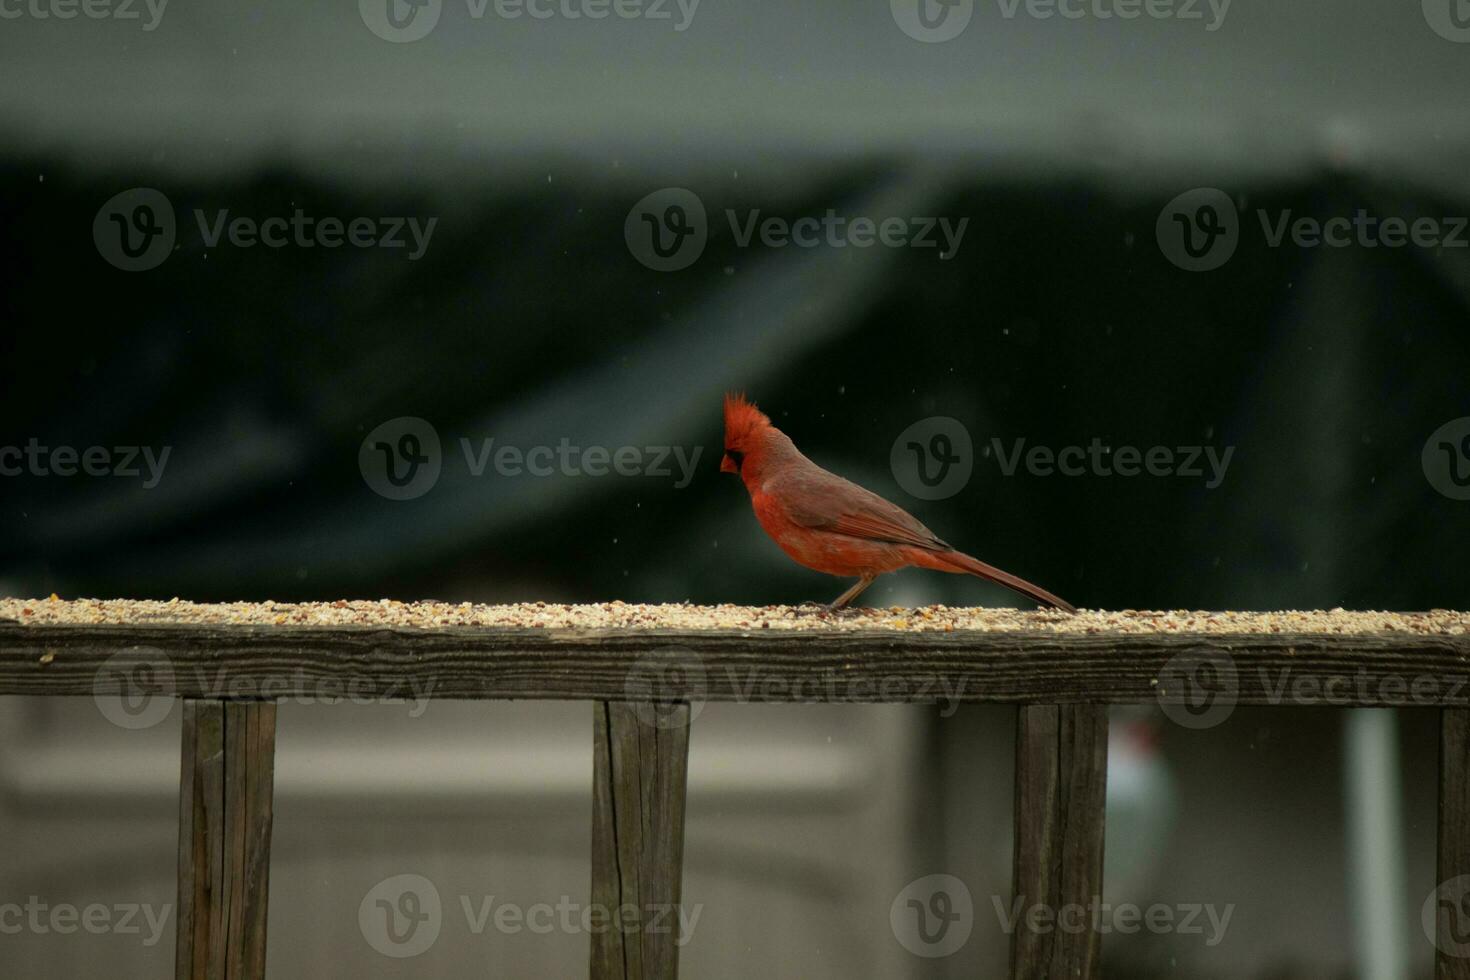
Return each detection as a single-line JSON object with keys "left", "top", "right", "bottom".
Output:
{"left": 772, "top": 467, "right": 950, "bottom": 551}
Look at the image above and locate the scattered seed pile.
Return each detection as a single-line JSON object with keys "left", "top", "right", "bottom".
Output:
{"left": 0, "top": 597, "right": 1465, "bottom": 635}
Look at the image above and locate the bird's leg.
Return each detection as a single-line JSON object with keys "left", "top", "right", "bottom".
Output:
{"left": 826, "top": 574, "right": 877, "bottom": 612}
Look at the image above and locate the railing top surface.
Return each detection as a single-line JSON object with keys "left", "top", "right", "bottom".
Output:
{"left": 3, "top": 598, "right": 1469, "bottom": 705}
{"left": 2, "top": 597, "right": 1467, "bottom": 637}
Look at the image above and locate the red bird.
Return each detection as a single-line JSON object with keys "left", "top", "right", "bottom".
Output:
{"left": 721, "top": 394, "right": 1076, "bottom": 612}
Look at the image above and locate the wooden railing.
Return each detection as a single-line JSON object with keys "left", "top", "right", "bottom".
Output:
{"left": 2, "top": 605, "right": 1468, "bottom": 978}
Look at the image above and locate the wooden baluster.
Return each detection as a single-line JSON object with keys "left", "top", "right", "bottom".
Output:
{"left": 177, "top": 700, "right": 277, "bottom": 980}
{"left": 1011, "top": 704, "right": 1108, "bottom": 979}
{"left": 1436, "top": 708, "right": 1470, "bottom": 978}
{"left": 590, "top": 701, "right": 692, "bottom": 980}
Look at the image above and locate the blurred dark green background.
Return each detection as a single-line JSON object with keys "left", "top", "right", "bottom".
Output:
{"left": 5, "top": 161, "right": 1469, "bottom": 611}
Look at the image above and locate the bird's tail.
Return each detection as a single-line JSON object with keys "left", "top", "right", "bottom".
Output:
{"left": 908, "top": 548, "right": 1077, "bottom": 612}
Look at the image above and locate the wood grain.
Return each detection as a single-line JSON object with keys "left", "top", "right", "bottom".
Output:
{"left": 4, "top": 620, "right": 1469, "bottom": 705}
{"left": 177, "top": 700, "right": 277, "bottom": 980}
{"left": 1438, "top": 709, "right": 1470, "bottom": 977}
{"left": 1011, "top": 704, "right": 1108, "bottom": 980}
{"left": 591, "top": 701, "right": 691, "bottom": 980}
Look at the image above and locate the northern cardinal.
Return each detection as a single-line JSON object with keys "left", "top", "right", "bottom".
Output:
{"left": 721, "top": 393, "right": 1076, "bottom": 612}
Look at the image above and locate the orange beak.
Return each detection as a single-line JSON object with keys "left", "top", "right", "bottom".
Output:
{"left": 720, "top": 453, "right": 738, "bottom": 474}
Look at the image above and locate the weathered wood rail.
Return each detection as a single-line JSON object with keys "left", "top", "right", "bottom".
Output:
{"left": 1, "top": 603, "right": 1468, "bottom": 978}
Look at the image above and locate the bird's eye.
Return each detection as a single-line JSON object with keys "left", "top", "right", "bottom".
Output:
{"left": 726, "top": 450, "right": 744, "bottom": 467}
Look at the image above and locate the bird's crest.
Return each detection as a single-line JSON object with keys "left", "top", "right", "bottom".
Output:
{"left": 723, "top": 392, "right": 770, "bottom": 448}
